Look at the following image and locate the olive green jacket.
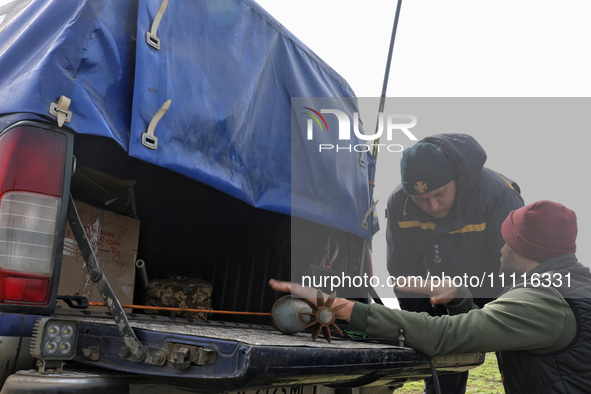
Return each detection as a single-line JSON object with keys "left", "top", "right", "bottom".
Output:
{"left": 350, "top": 285, "right": 576, "bottom": 358}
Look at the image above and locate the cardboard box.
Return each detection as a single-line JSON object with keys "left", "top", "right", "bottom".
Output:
{"left": 58, "top": 200, "right": 140, "bottom": 311}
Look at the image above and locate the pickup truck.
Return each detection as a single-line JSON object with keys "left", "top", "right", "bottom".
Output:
{"left": 0, "top": 0, "right": 483, "bottom": 392}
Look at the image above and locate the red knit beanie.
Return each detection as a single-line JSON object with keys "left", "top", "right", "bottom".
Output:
{"left": 501, "top": 200, "right": 577, "bottom": 262}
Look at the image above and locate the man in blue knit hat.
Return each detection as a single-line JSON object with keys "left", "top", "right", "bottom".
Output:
{"left": 386, "top": 133, "right": 524, "bottom": 393}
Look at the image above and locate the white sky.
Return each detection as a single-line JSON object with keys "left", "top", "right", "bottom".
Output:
{"left": 256, "top": 0, "right": 591, "bottom": 98}
{"left": 257, "top": 0, "right": 591, "bottom": 305}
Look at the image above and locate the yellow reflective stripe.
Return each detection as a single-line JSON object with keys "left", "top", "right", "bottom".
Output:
{"left": 398, "top": 220, "right": 436, "bottom": 230}
{"left": 398, "top": 221, "right": 487, "bottom": 233}
{"left": 448, "top": 222, "right": 487, "bottom": 234}
{"left": 497, "top": 173, "right": 515, "bottom": 190}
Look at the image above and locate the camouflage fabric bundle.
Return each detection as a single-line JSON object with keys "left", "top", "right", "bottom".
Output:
{"left": 142, "top": 277, "right": 212, "bottom": 320}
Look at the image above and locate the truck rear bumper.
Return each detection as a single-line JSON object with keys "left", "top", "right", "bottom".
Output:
{"left": 0, "top": 369, "right": 138, "bottom": 394}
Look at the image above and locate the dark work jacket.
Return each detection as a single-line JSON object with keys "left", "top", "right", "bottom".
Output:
{"left": 498, "top": 254, "right": 591, "bottom": 393}
{"left": 386, "top": 134, "right": 524, "bottom": 312}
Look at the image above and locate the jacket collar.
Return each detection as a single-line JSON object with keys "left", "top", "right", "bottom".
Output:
{"left": 402, "top": 192, "right": 465, "bottom": 234}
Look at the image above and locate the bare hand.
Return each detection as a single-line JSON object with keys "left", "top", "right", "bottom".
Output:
{"left": 395, "top": 277, "right": 458, "bottom": 305}
{"left": 268, "top": 279, "right": 321, "bottom": 299}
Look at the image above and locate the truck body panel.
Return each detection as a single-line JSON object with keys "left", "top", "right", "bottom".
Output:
{"left": 0, "top": 1, "right": 483, "bottom": 392}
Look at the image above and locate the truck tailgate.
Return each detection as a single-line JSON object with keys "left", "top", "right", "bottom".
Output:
{"left": 67, "top": 313, "right": 483, "bottom": 392}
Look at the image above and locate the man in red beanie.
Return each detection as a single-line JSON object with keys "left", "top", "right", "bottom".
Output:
{"left": 270, "top": 200, "right": 591, "bottom": 393}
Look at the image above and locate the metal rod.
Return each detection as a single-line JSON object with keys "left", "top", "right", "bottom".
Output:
{"left": 372, "top": 0, "right": 404, "bottom": 160}
{"left": 135, "top": 259, "right": 149, "bottom": 290}
{"left": 361, "top": 1, "right": 405, "bottom": 309}
{"left": 67, "top": 195, "right": 146, "bottom": 362}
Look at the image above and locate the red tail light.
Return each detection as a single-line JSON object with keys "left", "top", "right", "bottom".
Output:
{"left": 0, "top": 125, "right": 67, "bottom": 306}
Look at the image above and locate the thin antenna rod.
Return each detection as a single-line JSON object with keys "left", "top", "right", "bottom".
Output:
{"left": 373, "top": 0, "right": 404, "bottom": 159}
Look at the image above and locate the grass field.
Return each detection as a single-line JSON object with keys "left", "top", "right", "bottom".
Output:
{"left": 395, "top": 353, "right": 504, "bottom": 393}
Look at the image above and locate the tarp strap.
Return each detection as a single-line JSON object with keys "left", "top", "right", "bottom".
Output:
{"left": 146, "top": 0, "right": 169, "bottom": 50}
{"left": 361, "top": 199, "right": 379, "bottom": 231}
{"left": 49, "top": 95, "right": 72, "bottom": 127}
{"left": 142, "top": 99, "right": 171, "bottom": 150}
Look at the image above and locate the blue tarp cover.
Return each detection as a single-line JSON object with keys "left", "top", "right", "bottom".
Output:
{"left": 0, "top": 0, "right": 377, "bottom": 238}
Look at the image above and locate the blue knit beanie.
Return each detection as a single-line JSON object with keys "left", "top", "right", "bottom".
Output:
{"left": 401, "top": 142, "right": 455, "bottom": 195}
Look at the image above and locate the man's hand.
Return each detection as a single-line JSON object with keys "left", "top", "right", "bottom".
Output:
{"left": 268, "top": 279, "right": 318, "bottom": 300}
{"left": 395, "top": 277, "right": 458, "bottom": 305}
{"left": 268, "top": 279, "right": 355, "bottom": 321}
